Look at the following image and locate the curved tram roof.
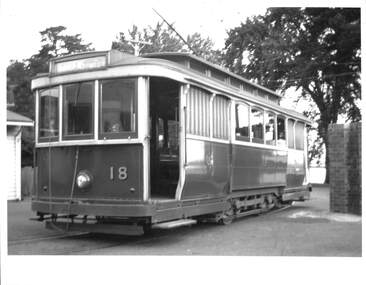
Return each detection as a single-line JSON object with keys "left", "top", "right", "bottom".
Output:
{"left": 32, "top": 50, "right": 311, "bottom": 124}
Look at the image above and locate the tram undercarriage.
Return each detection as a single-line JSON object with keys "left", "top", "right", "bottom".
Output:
{"left": 34, "top": 185, "right": 310, "bottom": 235}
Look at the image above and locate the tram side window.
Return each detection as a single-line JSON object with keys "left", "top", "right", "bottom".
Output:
{"left": 186, "top": 86, "right": 210, "bottom": 137}
{"left": 212, "top": 95, "right": 229, "bottom": 140}
{"left": 39, "top": 87, "right": 59, "bottom": 140}
{"left": 100, "top": 78, "right": 137, "bottom": 138}
{"left": 288, "top": 119, "right": 295, "bottom": 149}
{"left": 251, "top": 107, "right": 264, "bottom": 143}
{"left": 277, "top": 116, "right": 286, "bottom": 146}
{"left": 295, "top": 122, "right": 305, "bottom": 150}
{"left": 63, "top": 82, "right": 94, "bottom": 138}
{"left": 265, "top": 112, "right": 276, "bottom": 145}
{"left": 235, "top": 103, "right": 250, "bottom": 141}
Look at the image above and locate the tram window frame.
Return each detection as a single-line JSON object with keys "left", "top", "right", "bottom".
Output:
{"left": 264, "top": 111, "right": 276, "bottom": 145}
{"left": 276, "top": 115, "right": 287, "bottom": 147}
{"left": 287, "top": 118, "right": 295, "bottom": 149}
{"left": 235, "top": 103, "right": 250, "bottom": 142}
{"left": 212, "top": 95, "right": 229, "bottom": 140}
{"left": 295, "top": 121, "right": 305, "bottom": 150}
{"left": 250, "top": 106, "right": 264, "bottom": 144}
{"left": 38, "top": 86, "right": 60, "bottom": 142}
{"left": 62, "top": 81, "right": 95, "bottom": 140}
{"left": 186, "top": 86, "right": 211, "bottom": 137}
{"left": 98, "top": 77, "right": 138, "bottom": 140}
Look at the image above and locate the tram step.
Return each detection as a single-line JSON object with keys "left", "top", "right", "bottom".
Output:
{"left": 152, "top": 219, "right": 197, "bottom": 229}
{"left": 46, "top": 221, "right": 144, "bottom": 236}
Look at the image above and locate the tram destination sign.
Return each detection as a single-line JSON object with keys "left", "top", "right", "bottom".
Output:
{"left": 51, "top": 55, "right": 107, "bottom": 74}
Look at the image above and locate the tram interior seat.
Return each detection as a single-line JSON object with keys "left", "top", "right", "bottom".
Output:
{"left": 149, "top": 77, "right": 180, "bottom": 200}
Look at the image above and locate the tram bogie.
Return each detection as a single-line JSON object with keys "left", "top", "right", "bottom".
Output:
{"left": 31, "top": 50, "right": 311, "bottom": 235}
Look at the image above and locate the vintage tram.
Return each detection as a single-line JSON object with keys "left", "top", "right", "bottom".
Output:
{"left": 31, "top": 50, "right": 311, "bottom": 235}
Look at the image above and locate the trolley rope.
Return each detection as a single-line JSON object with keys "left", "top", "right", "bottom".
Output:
{"left": 66, "top": 146, "right": 79, "bottom": 231}
{"left": 48, "top": 143, "right": 52, "bottom": 214}
{"left": 47, "top": 96, "right": 52, "bottom": 214}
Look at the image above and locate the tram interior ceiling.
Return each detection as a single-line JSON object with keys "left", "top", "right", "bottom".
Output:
{"left": 149, "top": 77, "right": 180, "bottom": 199}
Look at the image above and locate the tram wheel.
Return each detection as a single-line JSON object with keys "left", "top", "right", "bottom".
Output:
{"left": 220, "top": 209, "right": 234, "bottom": 225}
{"left": 143, "top": 223, "right": 153, "bottom": 235}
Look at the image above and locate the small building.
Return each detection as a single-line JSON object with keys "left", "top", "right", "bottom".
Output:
{"left": 7, "top": 110, "right": 33, "bottom": 200}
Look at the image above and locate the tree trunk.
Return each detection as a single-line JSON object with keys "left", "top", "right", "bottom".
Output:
{"left": 324, "top": 138, "right": 330, "bottom": 184}
{"left": 318, "top": 116, "right": 330, "bottom": 184}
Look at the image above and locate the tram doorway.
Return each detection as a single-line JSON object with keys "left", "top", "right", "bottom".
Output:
{"left": 149, "top": 77, "right": 180, "bottom": 200}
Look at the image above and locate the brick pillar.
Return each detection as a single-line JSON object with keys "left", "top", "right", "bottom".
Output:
{"left": 328, "top": 123, "right": 362, "bottom": 215}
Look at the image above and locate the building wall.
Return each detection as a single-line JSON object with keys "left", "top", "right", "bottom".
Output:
{"left": 7, "top": 126, "right": 22, "bottom": 200}
{"left": 328, "top": 123, "right": 361, "bottom": 215}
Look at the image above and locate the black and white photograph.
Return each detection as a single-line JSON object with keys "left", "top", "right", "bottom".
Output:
{"left": 1, "top": 0, "right": 364, "bottom": 284}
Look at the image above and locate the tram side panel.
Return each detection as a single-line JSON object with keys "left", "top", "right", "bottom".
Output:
{"left": 286, "top": 149, "right": 306, "bottom": 188}
{"left": 231, "top": 144, "right": 287, "bottom": 191}
{"left": 181, "top": 139, "right": 230, "bottom": 199}
{"left": 35, "top": 144, "right": 143, "bottom": 203}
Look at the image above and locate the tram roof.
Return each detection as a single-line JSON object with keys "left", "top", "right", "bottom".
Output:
{"left": 32, "top": 50, "right": 311, "bottom": 124}
{"left": 38, "top": 50, "right": 280, "bottom": 98}
{"left": 143, "top": 52, "right": 282, "bottom": 99}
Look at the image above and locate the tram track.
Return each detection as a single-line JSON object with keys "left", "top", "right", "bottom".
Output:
{"left": 9, "top": 205, "right": 294, "bottom": 255}
{"left": 57, "top": 206, "right": 296, "bottom": 255}
{"left": 8, "top": 232, "right": 90, "bottom": 246}
{"left": 8, "top": 230, "right": 177, "bottom": 255}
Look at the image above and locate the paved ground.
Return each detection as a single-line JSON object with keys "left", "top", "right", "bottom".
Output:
{"left": 8, "top": 185, "right": 362, "bottom": 256}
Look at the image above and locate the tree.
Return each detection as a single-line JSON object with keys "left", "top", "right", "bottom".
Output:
{"left": 224, "top": 8, "right": 361, "bottom": 182}
{"left": 28, "top": 26, "right": 93, "bottom": 76}
{"left": 112, "top": 22, "right": 223, "bottom": 64}
{"left": 7, "top": 26, "right": 93, "bottom": 166}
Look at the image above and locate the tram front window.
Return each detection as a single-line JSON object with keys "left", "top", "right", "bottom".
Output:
{"left": 63, "top": 81, "right": 94, "bottom": 138}
{"left": 100, "top": 78, "right": 137, "bottom": 138}
{"left": 39, "top": 87, "right": 59, "bottom": 140}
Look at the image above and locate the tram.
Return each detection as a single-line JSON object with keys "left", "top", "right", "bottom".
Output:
{"left": 31, "top": 50, "right": 311, "bottom": 235}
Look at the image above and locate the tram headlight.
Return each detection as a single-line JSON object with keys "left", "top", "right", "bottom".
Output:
{"left": 76, "top": 170, "right": 93, "bottom": 189}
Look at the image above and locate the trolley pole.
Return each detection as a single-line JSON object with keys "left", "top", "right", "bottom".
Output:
{"left": 125, "top": 38, "right": 152, "bottom": 56}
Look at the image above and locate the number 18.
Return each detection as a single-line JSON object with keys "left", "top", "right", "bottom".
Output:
{"left": 110, "top": 166, "right": 128, "bottom": 180}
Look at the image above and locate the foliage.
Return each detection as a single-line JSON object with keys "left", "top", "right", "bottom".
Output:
{"left": 7, "top": 26, "right": 93, "bottom": 166}
{"left": 112, "top": 22, "right": 223, "bottom": 64}
{"left": 28, "top": 26, "right": 93, "bottom": 76}
{"left": 224, "top": 8, "right": 361, "bottom": 181}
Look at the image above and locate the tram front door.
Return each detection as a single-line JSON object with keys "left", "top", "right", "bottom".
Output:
{"left": 149, "top": 77, "right": 180, "bottom": 200}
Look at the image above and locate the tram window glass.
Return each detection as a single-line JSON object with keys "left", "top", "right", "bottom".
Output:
{"left": 235, "top": 103, "right": 249, "bottom": 141}
{"left": 288, "top": 119, "right": 295, "bottom": 148}
{"left": 231, "top": 78, "right": 241, "bottom": 89}
{"left": 39, "top": 87, "right": 59, "bottom": 140}
{"left": 265, "top": 112, "right": 276, "bottom": 145}
{"left": 63, "top": 81, "right": 94, "bottom": 138}
{"left": 251, "top": 107, "right": 264, "bottom": 143}
{"left": 277, "top": 116, "right": 286, "bottom": 146}
{"left": 295, "top": 122, "right": 305, "bottom": 150}
{"left": 190, "top": 60, "right": 207, "bottom": 75}
{"left": 186, "top": 86, "right": 210, "bottom": 137}
{"left": 100, "top": 78, "right": 137, "bottom": 138}
{"left": 211, "top": 70, "right": 226, "bottom": 82}
{"left": 212, "top": 95, "right": 229, "bottom": 140}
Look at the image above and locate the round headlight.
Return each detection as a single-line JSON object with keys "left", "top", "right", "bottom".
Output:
{"left": 76, "top": 170, "right": 93, "bottom": 189}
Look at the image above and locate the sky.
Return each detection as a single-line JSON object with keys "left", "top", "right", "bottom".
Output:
{"left": 2, "top": 0, "right": 267, "bottom": 63}
{"left": 2, "top": 0, "right": 363, "bottom": 62}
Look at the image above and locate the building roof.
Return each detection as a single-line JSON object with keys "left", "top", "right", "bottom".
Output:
{"left": 7, "top": 110, "right": 34, "bottom": 126}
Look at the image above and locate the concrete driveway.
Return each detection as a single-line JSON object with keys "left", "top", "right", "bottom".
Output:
{"left": 8, "top": 185, "right": 361, "bottom": 256}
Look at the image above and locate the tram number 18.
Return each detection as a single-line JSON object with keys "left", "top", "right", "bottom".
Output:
{"left": 110, "top": 166, "right": 128, "bottom": 180}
